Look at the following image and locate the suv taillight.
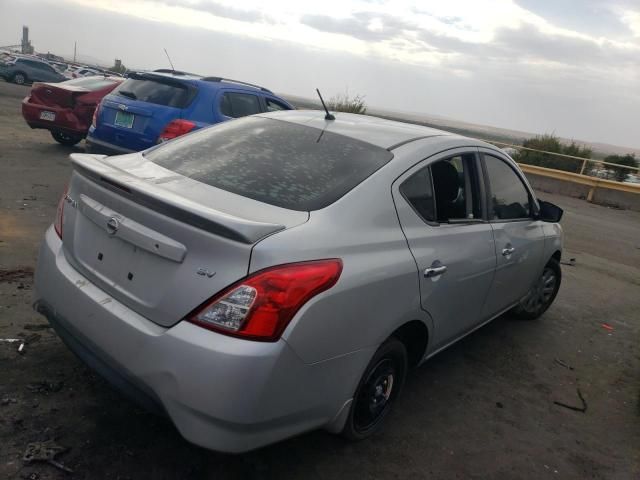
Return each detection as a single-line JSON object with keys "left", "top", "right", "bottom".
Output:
{"left": 187, "top": 260, "right": 343, "bottom": 341}
{"left": 158, "top": 119, "right": 195, "bottom": 143}
{"left": 91, "top": 103, "right": 101, "bottom": 128}
{"left": 54, "top": 186, "right": 68, "bottom": 239}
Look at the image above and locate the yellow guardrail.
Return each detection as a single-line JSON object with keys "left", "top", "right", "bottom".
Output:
{"left": 490, "top": 141, "right": 640, "bottom": 176}
{"left": 484, "top": 141, "right": 640, "bottom": 201}
{"left": 518, "top": 164, "right": 640, "bottom": 201}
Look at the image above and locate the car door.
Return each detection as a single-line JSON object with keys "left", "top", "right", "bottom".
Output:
{"left": 392, "top": 149, "right": 497, "bottom": 350}
{"left": 41, "top": 63, "right": 60, "bottom": 82}
{"left": 479, "top": 149, "right": 545, "bottom": 317}
{"left": 19, "top": 60, "right": 37, "bottom": 80}
{"left": 29, "top": 61, "right": 48, "bottom": 82}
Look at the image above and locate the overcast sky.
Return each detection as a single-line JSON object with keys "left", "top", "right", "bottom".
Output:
{"left": 2, "top": 0, "right": 639, "bottom": 148}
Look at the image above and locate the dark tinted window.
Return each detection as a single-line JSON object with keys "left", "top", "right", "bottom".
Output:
{"left": 431, "top": 154, "right": 481, "bottom": 223}
{"left": 114, "top": 78, "right": 194, "bottom": 108}
{"left": 266, "top": 98, "right": 289, "bottom": 112}
{"left": 400, "top": 167, "right": 435, "bottom": 223}
{"left": 145, "top": 116, "right": 393, "bottom": 211}
{"left": 484, "top": 155, "right": 531, "bottom": 220}
{"left": 220, "top": 92, "right": 261, "bottom": 118}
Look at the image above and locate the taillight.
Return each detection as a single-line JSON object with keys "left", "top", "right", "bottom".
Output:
{"left": 54, "top": 186, "right": 68, "bottom": 239}
{"left": 92, "top": 103, "right": 101, "bottom": 128}
{"left": 187, "top": 259, "right": 343, "bottom": 341}
{"left": 158, "top": 119, "right": 195, "bottom": 143}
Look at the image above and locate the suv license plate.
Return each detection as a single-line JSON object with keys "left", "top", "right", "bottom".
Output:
{"left": 114, "top": 111, "right": 134, "bottom": 128}
{"left": 39, "top": 111, "right": 55, "bottom": 121}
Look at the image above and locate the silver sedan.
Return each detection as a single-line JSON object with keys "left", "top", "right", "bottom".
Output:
{"left": 33, "top": 110, "right": 563, "bottom": 452}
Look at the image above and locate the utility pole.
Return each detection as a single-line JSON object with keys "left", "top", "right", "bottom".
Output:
{"left": 73, "top": 41, "right": 77, "bottom": 63}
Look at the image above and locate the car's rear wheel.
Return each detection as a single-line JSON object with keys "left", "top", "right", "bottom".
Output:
{"left": 51, "top": 131, "right": 83, "bottom": 146}
{"left": 512, "top": 258, "right": 561, "bottom": 320}
{"left": 12, "top": 72, "right": 27, "bottom": 85}
{"left": 342, "top": 337, "right": 407, "bottom": 440}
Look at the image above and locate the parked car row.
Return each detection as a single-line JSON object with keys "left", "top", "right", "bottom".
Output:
{"left": 0, "top": 55, "right": 66, "bottom": 84}
{"left": 0, "top": 52, "right": 121, "bottom": 85}
{"left": 20, "top": 68, "right": 294, "bottom": 148}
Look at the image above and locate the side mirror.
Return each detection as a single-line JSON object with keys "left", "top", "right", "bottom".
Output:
{"left": 538, "top": 200, "right": 563, "bottom": 222}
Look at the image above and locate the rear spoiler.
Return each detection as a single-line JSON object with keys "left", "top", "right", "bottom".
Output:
{"left": 69, "top": 153, "right": 285, "bottom": 244}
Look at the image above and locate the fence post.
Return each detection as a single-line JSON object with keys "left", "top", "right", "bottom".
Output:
{"left": 579, "top": 158, "right": 588, "bottom": 175}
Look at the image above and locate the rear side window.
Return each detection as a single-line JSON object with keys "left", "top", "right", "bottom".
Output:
{"left": 113, "top": 78, "right": 195, "bottom": 108}
{"left": 400, "top": 167, "right": 436, "bottom": 223}
{"left": 484, "top": 155, "right": 531, "bottom": 220}
{"left": 401, "top": 154, "right": 481, "bottom": 225}
{"left": 145, "top": 116, "right": 393, "bottom": 211}
{"left": 220, "top": 92, "right": 261, "bottom": 118}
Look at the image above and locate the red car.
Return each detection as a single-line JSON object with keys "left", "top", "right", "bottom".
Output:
{"left": 22, "top": 76, "right": 123, "bottom": 146}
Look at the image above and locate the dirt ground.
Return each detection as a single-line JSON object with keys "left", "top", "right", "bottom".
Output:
{"left": 0, "top": 79, "right": 639, "bottom": 480}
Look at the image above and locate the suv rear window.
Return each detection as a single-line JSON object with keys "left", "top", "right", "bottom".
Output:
{"left": 145, "top": 116, "right": 393, "bottom": 211}
{"left": 113, "top": 77, "right": 195, "bottom": 108}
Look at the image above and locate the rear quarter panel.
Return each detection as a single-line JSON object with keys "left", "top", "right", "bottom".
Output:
{"left": 249, "top": 157, "right": 432, "bottom": 365}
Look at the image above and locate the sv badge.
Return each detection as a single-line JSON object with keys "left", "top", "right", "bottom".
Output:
{"left": 196, "top": 268, "right": 216, "bottom": 278}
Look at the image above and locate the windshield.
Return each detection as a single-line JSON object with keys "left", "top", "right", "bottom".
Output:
{"left": 145, "top": 116, "right": 393, "bottom": 211}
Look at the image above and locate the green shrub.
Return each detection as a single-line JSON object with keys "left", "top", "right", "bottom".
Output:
{"left": 603, "top": 154, "right": 638, "bottom": 182}
{"left": 328, "top": 92, "right": 367, "bottom": 115}
{"left": 516, "top": 134, "right": 591, "bottom": 173}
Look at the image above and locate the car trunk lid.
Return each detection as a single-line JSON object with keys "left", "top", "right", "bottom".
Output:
{"left": 30, "top": 82, "right": 89, "bottom": 108}
{"left": 61, "top": 152, "right": 308, "bottom": 327}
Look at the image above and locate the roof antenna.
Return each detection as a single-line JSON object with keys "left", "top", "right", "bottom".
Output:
{"left": 164, "top": 48, "right": 175, "bottom": 72}
{"left": 316, "top": 88, "right": 335, "bottom": 120}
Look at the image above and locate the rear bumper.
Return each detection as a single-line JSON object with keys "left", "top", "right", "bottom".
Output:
{"left": 33, "top": 226, "right": 365, "bottom": 452}
{"left": 21, "top": 97, "right": 87, "bottom": 135}
{"left": 85, "top": 134, "right": 135, "bottom": 155}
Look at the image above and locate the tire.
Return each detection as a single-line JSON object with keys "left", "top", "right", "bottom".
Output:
{"left": 12, "top": 72, "right": 27, "bottom": 85}
{"left": 512, "top": 258, "right": 561, "bottom": 320}
{"left": 342, "top": 337, "right": 408, "bottom": 440}
{"left": 51, "top": 131, "right": 83, "bottom": 146}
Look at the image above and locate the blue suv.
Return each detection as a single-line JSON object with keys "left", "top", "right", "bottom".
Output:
{"left": 86, "top": 69, "right": 294, "bottom": 154}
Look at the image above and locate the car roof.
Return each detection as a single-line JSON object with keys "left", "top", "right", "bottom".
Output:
{"left": 132, "top": 70, "right": 277, "bottom": 94}
{"left": 257, "top": 110, "right": 456, "bottom": 150}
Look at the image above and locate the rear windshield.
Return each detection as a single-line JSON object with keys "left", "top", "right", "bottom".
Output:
{"left": 145, "top": 116, "right": 393, "bottom": 211}
{"left": 63, "top": 77, "right": 120, "bottom": 90}
{"left": 113, "top": 77, "right": 195, "bottom": 108}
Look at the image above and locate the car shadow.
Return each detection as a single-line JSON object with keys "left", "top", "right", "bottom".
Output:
{"left": 70, "top": 312, "right": 545, "bottom": 479}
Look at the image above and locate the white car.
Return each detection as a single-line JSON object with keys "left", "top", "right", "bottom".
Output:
{"left": 65, "top": 66, "right": 102, "bottom": 79}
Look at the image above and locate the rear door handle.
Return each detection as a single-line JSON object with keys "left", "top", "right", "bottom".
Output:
{"left": 502, "top": 247, "right": 515, "bottom": 256}
{"left": 424, "top": 265, "right": 447, "bottom": 278}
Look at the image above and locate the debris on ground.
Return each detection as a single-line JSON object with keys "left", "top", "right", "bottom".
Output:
{"left": 0, "top": 338, "right": 22, "bottom": 343}
{"left": 23, "top": 440, "right": 74, "bottom": 474}
{"left": 1, "top": 396, "right": 18, "bottom": 406}
{"left": 560, "top": 258, "right": 576, "bottom": 266}
{"left": 0, "top": 267, "right": 34, "bottom": 283}
{"left": 27, "top": 381, "right": 65, "bottom": 395}
{"left": 23, "top": 324, "right": 52, "bottom": 331}
{"left": 554, "top": 388, "right": 588, "bottom": 413}
{"left": 554, "top": 358, "right": 574, "bottom": 370}
{"left": 601, "top": 323, "right": 614, "bottom": 331}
